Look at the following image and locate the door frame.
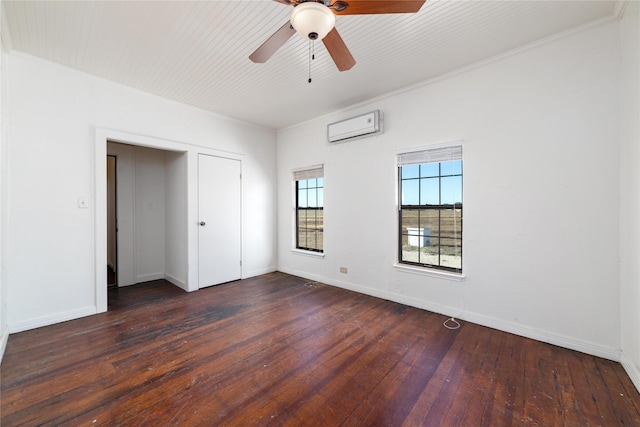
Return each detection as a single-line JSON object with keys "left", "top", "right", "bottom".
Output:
{"left": 94, "top": 128, "right": 244, "bottom": 313}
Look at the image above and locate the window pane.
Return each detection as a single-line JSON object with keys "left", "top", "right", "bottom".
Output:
{"left": 297, "top": 209, "right": 307, "bottom": 229}
{"left": 316, "top": 230, "right": 324, "bottom": 251}
{"left": 308, "top": 188, "right": 317, "bottom": 208}
{"left": 420, "top": 178, "right": 439, "bottom": 205}
{"left": 401, "top": 165, "right": 419, "bottom": 179}
{"left": 441, "top": 176, "right": 462, "bottom": 205}
{"left": 441, "top": 160, "right": 462, "bottom": 176}
{"left": 298, "top": 179, "right": 307, "bottom": 189}
{"left": 401, "top": 209, "right": 420, "bottom": 233}
{"left": 297, "top": 229, "right": 307, "bottom": 248}
{"left": 402, "top": 179, "right": 419, "bottom": 205}
{"left": 405, "top": 224, "right": 431, "bottom": 248}
{"left": 298, "top": 188, "right": 308, "bottom": 208}
{"left": 316, "top": 209, "right": 324, "bottom": 232}
{"left": 316, "top": 177, "right": 323, "bottom": 187}
{"left": 420, "top": 237, "right": 440, "bottom": 266}
{"left": 317, "top": 188, "right": 324, "bottom": 207}
{"left": 439, "top": 208, "right": 462, "bottom": 238}
{"left": 401, "top": 234, "right": 420, "bottom": 263}
{"left": 306, "top": 209, "right": 317, "bottom": 230}
{"left": 418, "top": 209, "right": 440, "bottom": 235}
{"left": 440, "top": 238, "right": 462, "bottom": 270}
{"left": 306, "top": 230, "right": 317, "bottom": 250}
{"left": 420, "top": 163, "right": 439, "bottom": 178}
{"left": 310, "top": 229, "right": 323, "bottom": 251}
{"left": 307, "top": 178, "right": 316, "bottom": 188}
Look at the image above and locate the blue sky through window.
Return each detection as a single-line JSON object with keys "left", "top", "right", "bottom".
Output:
{"left": 297, "top": 178, "right": 324, "bottom": 208}
{"left": 401, "top": 160, "right": 462, "bottom": 205}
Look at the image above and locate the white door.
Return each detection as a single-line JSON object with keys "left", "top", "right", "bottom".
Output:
{"left": 198, "top": 154, "right": 242, "bottom": 288}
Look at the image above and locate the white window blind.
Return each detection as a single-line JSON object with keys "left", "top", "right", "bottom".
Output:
{"left": 293, "top": 165, "right": 324, "bottom": 181}
{"left": 397, "top": 144, "right": 462, "bottom": 166}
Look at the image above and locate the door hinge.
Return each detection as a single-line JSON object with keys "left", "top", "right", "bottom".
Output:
{"left": 240, "top": 260, "right": 242, "bottom": 266}
{"left": 239, "top": 173, "right": 242, "bottom": 179}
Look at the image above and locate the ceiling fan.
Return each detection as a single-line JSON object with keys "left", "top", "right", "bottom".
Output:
{"left": 249, "top": 0, "right": 426, "bottom": 72}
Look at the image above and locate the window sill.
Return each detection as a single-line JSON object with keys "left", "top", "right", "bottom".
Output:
{"left": 291, "top": 248, "right": 325, "bottom": 258}
{"left": 393, "top": 263, "right": 465, "bottom": 281}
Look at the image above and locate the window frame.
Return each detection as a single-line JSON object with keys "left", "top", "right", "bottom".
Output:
{"left": 397, "top": 143, "right": 463, "bottom": 274}
{"left": 293, "top": 165, "right": 324, "bottom": 254}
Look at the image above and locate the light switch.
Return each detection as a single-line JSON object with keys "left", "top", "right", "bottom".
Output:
{"left": 78, "top": 197, "right": 89, "bottom": 209}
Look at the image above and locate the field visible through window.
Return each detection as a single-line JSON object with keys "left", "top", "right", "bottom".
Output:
{"left": 297, "top": 208, "right": 323, "bottom": 251}
{"left": 401, "top": 207, "right": 462, "bottom": 270}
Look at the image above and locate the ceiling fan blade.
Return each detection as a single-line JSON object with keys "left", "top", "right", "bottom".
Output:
{"left": 322, "top": 27, "right": 355, "bottom": 71}
{"left": 333, "top": 0, "right": 425, "bottom": 15}
{"left": 249, "top": 21, "right": 296, "bottom": 63}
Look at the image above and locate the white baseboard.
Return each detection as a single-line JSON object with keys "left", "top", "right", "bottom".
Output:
{"left": 461, "top": 311, "right": 619, "bottom": 361}
{"left": 279, "top": 267, "right": 469, "bottom": 319}
{"left": 0, "top": 324, "right": 9, "bottom": 363}
{"left": 244, "top": 266, "right": 277, "bottom": 279}
{"left": 135, "top": 272, "right": 165, "bottom": 283}
{"left": 164, "top": 273, "right": 187, "bottom": 291}
{"left": 278, "top": 268, "right": 620, "bottom": 361}
{"left": 620, "top": 351, "right": 640, "bottom": 394}
{"left": 9, "top": 305, "right": 96, "bottom": 334}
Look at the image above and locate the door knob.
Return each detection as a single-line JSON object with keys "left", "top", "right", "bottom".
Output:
{"left": 199, "top": 221, "right": 206, "bottom": 226}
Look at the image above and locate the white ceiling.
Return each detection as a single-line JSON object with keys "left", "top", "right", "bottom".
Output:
{"left": 1, "top": 0, "right": 619, "bottom": 129}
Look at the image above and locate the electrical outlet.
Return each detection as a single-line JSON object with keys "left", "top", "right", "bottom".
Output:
{"left": 339, "top": 267, "right": 348, "bottom": 274}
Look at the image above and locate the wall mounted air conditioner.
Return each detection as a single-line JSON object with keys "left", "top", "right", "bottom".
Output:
{"left": 327, "top": 110, "right": 383, "bottom": 143}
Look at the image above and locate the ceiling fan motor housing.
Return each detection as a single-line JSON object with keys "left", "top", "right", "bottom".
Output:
{"left": 250, "top": 0, "right": 425, "bottom": 72}
{"left": 290, "top": 1, "right": 336, "bottom": 40}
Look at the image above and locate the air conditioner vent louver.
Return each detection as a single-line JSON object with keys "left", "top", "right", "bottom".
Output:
{"left": 327, "top": 110, "right": 383, "bottom": 143}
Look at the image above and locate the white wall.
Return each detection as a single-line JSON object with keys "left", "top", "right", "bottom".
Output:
{"left": 133, "top": 146, "right": 166, "bottom": 283}
{"left": 619, "top": 1, "right": 640, "bottom": 391}
{"left": 165, "top": 151, "right": 188, "bottom": 290}
{"left": 0, "top": 3, "right": 7, "bottom": 358}
{"left": 278, "top": 21, "right": 622, "bottom": 360}
{"left": 6, "top": 53, "right": 277, "bottom": 332}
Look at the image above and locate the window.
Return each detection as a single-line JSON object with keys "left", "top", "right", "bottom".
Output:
{"left": 294, "top": 165, "right": 324, "bottom": 252}
{"left": 398, "top": 144, "right": 462, "bottom": 272}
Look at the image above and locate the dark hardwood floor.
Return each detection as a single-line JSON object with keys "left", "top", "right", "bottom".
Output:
{"left": 2, "top": 272, "right": 639, "bottom": 426}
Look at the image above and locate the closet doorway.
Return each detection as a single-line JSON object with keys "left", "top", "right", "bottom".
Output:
{"left": 106, "top": 141, "right": 188, "bottom": 296}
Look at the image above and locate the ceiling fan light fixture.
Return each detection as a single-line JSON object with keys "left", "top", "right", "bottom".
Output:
{"left": 290, "top": 2, "right": 335, "bottom": 41}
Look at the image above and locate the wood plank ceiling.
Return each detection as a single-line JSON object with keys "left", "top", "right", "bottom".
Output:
{"left": 2, "top": 0, "right": 618, "bottom": 129}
